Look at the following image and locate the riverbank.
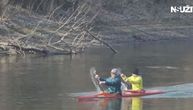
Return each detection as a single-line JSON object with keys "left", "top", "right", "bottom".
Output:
{"left": 0, "top": 4, "right": 99, "bottom": 56}
{"left": 0, "top": 4, "right": 193, "bottom": 56}
{"left": 94, "top": 19, "right": 193, "bottom": 44}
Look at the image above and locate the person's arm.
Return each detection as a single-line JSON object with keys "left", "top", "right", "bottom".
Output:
{"left": 105, "top": 77, "right": 120, "bottom": 86}
{"left": 99, "top": 77, "right": 106, "bottom": 81}
{"left": 95, "top": 74, "right": 106, "bottom": 81}
{"left": 95, "top": 74, "right": 106, "bottom": 85}
{"left": 121, "top": 74, "right": 130, "bottom": 82}
{"left": 95, "top": 74, "right": 106, "bottom": 84}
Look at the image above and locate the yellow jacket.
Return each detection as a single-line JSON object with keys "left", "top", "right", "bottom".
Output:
{"left": 122, "top": 74, "right": 143, "bottom": 91}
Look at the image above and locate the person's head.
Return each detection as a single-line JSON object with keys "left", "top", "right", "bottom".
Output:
{"left": 110, "top": 68, "right": 118, "bottom": 77}
{"left": 132, "top": 68, "right": 139, "bottom": 75}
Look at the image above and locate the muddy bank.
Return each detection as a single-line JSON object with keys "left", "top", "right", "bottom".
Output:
{"left": 1, "top": 2, "right": 193, "bottom": 56}
{"left": 0, "top": 4, "right": 102, "bottom": 56}
{"left": 95, "top": 21, "right": 193, "bottom": 44}
{"left": 90, "top": 0, "right": 193, "bottom": 44}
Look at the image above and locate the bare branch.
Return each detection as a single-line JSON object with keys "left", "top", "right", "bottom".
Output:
{"left": 85, "top": 30, "right": 118, "bottom": 53}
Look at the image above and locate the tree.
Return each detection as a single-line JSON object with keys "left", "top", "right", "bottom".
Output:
{"left": 9, "top": 0, "right": 75, "bottom": 14}
{"left": 0, "top": 0, "right": 9, "bottom": 16}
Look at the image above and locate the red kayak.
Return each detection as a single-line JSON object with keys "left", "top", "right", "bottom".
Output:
{"left": 78, "top": 90, "right": 165, "bottom": 100}
{"left": 122, "top": 90, "right": 165, "bottom": 97}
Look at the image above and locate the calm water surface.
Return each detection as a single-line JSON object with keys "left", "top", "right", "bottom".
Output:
{"left": 0, "top": 40, "right": 193, "bottom": 110}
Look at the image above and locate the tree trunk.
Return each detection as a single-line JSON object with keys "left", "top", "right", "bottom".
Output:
{"left": 49, "top": 0, "right": 55, "bottom": 12}
{"left": 0, "top": 0, "right": 9, "bottom": 16}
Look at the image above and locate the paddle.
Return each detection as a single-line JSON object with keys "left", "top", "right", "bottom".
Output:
{"left": 90, "top": 67, "right": 105, "bottom": 92}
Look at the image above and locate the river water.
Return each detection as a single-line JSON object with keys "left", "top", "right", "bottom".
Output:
{"left": 0, "top": 40, "right": 193, "bottom": 110}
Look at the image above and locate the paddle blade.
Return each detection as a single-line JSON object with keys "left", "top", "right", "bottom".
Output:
{"left": 90, "top": 67, "right": 101, "bottom": 92}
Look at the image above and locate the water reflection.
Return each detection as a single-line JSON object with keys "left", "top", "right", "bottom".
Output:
{"left": 130, "top": 98, "right": 142, "bottom": 110}
{"left": 93, "top": 98, "right": 122, "bottom": 110}
{"left": 83, "top": 97, "right": 143, "bottom": 110}
{"left": 1, "top": 40, "right": 193, "bottom": 110}
{"left": 121, "top": 98, "right": 143, "bottom": 110}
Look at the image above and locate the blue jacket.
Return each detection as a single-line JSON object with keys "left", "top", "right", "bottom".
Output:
{"left": 100, "top": 75, "right": 122, "bottom": 93}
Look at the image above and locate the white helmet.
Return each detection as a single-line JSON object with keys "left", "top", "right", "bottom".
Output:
{"left": 111, "top": 68, "right": 121, "bottom": 75}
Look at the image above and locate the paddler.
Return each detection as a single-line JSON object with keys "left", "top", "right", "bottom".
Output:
{"left": 121, "top": 68, "right": 144, "bottom": 92}
{"left": 95, "top": 68, "right": 122, "bottom": 94}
